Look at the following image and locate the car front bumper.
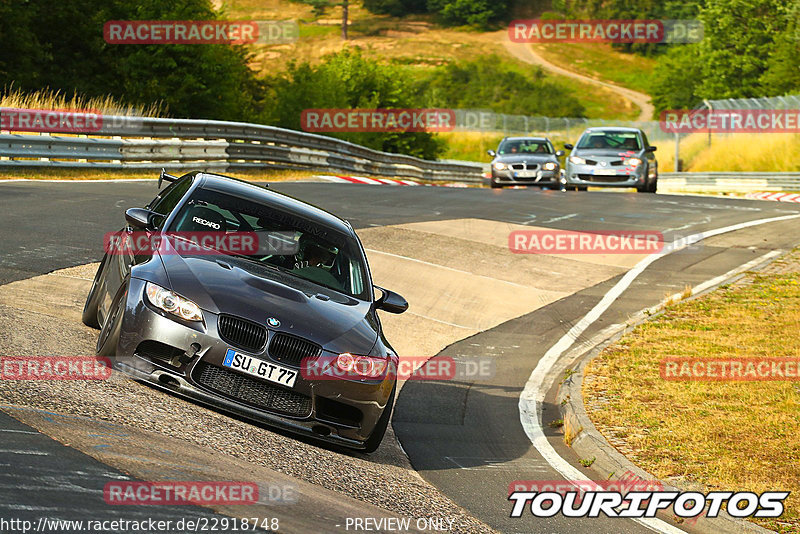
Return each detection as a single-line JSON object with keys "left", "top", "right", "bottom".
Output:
{"left": 491, "top": 169, "right": 560, "bottom": 186}
{"left": 113, "top": 278, "right": 393, "bottom": 450}
{"left": 565, "top": 164, "right": 646, "bottom": 187}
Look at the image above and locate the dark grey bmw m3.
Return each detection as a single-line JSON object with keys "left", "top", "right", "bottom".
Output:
{"left": 83, "top": 171, "right": 408, "bottom": 452}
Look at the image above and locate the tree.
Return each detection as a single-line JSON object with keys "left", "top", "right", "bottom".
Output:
{"left": 695, "top": 0, "right": 789, "bottom": 99}
{"left": 0, "top": 0, "right": 265, "bottom": 121}
{"left": 649, "top": 44, "right": 704, "bottom": 111}
{"left": 648, "top": 0, "right": 800, "bottom": 109}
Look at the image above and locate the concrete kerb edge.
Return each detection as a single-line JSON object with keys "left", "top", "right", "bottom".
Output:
{"left": 555, "top": 253, "right": 788, "bottom": 534}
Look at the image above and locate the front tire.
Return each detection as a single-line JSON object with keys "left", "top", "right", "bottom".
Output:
{"left": 362, "top": 384, "right": 396, "bottom": 453}
{"left": 490, "top": 178, "right": 502, "bottom": 189}
{"left": 96, "top": 283, "right": 127, "bottom": 357}
{"left": 82, "top": 254, "right": 108, "bottom": 328}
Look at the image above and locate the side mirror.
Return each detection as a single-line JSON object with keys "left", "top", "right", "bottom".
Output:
{"left": 555, "top": 150, "right": 565, "bottom": 157}
{"left": 646, "top": 146, "right": 657, "bottom": 153}
{"left": 374, "top": 286, "right": 408, "bottom": 314}
{"left": 564, "top": 143, "right": 574, "bottom": 150}
{"left": 487, "top": 150, "right": 496, "bottom": 157}
{"left": 125, "top": 208, "right": 156, "bottom": 230}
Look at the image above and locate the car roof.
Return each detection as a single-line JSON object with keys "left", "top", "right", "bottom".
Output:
{"left": 189, "top": 172, "right": 355, "bottom": 236}
{"left": 502, "top": 136, "right": 550, "bottom": 142}
{"left": 583, "top": 127, "right": 642, "bottom": 134}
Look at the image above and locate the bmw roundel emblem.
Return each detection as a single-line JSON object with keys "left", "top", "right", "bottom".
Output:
{"left": 267, "top": 317, "right": 280, "bottom": 327}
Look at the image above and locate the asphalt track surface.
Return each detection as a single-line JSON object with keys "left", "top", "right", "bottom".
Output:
{"left": 1, "top": 179, "right": 799, "bottom": 533}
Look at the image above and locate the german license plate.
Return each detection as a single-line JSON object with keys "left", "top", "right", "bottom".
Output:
{"left": 514, "top": 170, "right": 537, "bottom": 178}
{"left": 222, "top": 348, "right": 297, "bottom": 387}
{"left": 593, "top": 169, "right": 616, "bottom": 176}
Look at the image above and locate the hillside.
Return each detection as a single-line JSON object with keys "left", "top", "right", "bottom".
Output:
{"left": 217, "top": 0, "right": 649, "bottom": 121}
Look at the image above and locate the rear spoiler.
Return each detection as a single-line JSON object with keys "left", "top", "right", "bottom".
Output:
{"left": 158, "top": 168, "right": 179, "bottom": 188}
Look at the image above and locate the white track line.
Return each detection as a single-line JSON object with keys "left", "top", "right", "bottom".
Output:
{"left": 519, "top": 213, "right": 800, "bottom": 534}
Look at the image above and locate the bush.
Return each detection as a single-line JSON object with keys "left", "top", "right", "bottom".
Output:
{"left": 427, "top": 0, "right": 509, "bottom": 28}
{"left": 362, "top": 0, "right": 428, "bottom": 17}
{"left": 414, "top": 55, "right": 585, "bottom": 117}
{"left": 267, "top": 49, "right": 445, "bottom": 159}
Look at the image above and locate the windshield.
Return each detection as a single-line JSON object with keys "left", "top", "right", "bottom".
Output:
{"left": 169, "top": 188, "right": 368, "bottom": 300}
{"left": 576, "top": 131, "right": 642, "bottom": 150}
{"left": 497, "top": 139, "right": 553, "bottom": 155}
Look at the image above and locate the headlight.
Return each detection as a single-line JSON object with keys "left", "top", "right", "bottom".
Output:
{"left": 145, "top": 282, "right": 203, "bottom": 322}
{"left": 569, "top": 156, "right": 586, "bottom": 165}
{"left": 543, "top": 162, "right": 557, "bottom": 171}
{"left": 336, "top": 352, "right": 388, "bottom": 378}
{"left": 493, "top": 162, "right": 507, "bottom": 171}
{"left": 625, "top": 157, "right": 642, "bottom": 167}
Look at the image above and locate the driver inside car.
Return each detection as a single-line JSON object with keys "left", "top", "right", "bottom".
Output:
{"left": 292, "top": 240, "right": 341, "bottom": 290}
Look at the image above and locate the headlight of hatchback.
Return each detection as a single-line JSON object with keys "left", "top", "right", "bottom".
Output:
{"left": 544, "top": 162, "right": 557, "bottom": 171}
{"left": 493, "top": 162, "right": 507, "bottom": 171}
{"left": 625, "top": 157, "right": 643, "bottom": 167}
{"left": 569, "top": 156, "right": 586, "bottom": 165}
{"left": 145, "top": 282, "right": 204, "bottom": 322}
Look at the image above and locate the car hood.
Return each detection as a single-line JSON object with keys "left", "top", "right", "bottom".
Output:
{"left": 494, "top": 154, "right": 556, "bottom": 164}
{"left": 571, "top": 148, "right": 644, "bottom": 160}
{"left": 157, "top": 247, "right": 379, "bottom": 355}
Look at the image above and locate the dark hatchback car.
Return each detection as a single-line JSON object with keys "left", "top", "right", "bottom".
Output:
{"left": 488, "top": 137, "right": 564, "bottom": 189}
{"left": 83, "top": 171, "right": 408, "bottom": 452}
{"left": 563, "top": 127, "right": 658, "bottom": 192}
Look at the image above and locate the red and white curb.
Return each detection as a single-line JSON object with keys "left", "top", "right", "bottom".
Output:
{"left": 315, "top": 175, "right": 468, "bottom": 187}
{"left": 746, "top": 192, "right": 800, "bottom": 202}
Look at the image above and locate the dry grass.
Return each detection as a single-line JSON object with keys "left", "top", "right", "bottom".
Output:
{"left": 439, "top": 130, "right": 572, "bottom": 162}
{"left": 439, "top": 132, "right": 506, "bottom": 162}
{"left": 660, "top": 133, "right": 800, "bottom": 172}
{"left": 0, "top": 87, "right": 164, "bottom": 117}
{"left": 687, "top": 133, "right": 800, "bottom": 172}
{"left": 583, "top": 251, "right": 800, "bottom": 533}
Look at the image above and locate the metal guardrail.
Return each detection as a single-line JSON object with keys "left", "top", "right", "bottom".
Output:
{"left": 660, "top": 172, "right": 800, "bottom": 192}
{"left": 2, "top": 113, "right": 799, "bottom": 190}
{"left": 0, "top": 115, "right": 485, "bottom": 182}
